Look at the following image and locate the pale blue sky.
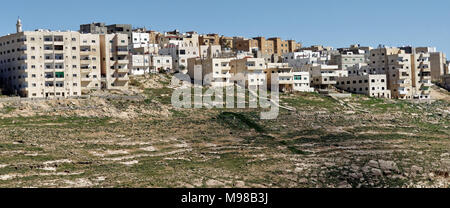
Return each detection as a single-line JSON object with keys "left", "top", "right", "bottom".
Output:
{"left": 2, "top": 0, "right": 450, "bottom": 56}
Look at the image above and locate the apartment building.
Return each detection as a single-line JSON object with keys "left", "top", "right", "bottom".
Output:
{"left": 131, "top": 32, "right": 150, "bottom": 49}
{"left": 233, "top": 37, "right": 259, "bottom": 52}
{"left": 187, "top": 57, "right": 234, "bottom": 87}
{"left": 219, "top": 36, "right": 233, "bottom": 50}
{"left": 129, "top": 54, "right": 150, "bottom": 75}
{"left": 199, "top": 34, "right": 220, "bottom": 46}
{"left": 310, "top": 64, "right": 348, "bottom": 89}
{"left": 336, "top": 64, "right": 390, "bottom": 98}
{"left": 369, "top": 47, "right": 431, "bottom": 99}
{"left": 199, "top": 45, "right": 221, "bottom": 58}
{"left": 268, "top": 37, "right": 289, "bottom": 56}
{"left": 293, "top": 71, "right": 314, "bottom": 92}
{"left": 79, "top": 34, "right": 102, "bottom": 90}
{"left": 80, "top": 22, "right": 107, "bottom": 34}
{"left": 106, "top": 24, "right": 132, "bottom": 42}
{"left": 230, "top": 58, "right": 266, "bottom": 87}
{"left": 0, "top": 29, "right": 82, "bottom": 98}
{"left": 287, "top": 40, "right": 302, "bottom": 53}
{"left": 159, "top": 32, "right": 200, "bottom": 71}
{"left": 329, "top": 52, "right": 366, "bottom": 70}
{"left": 253, "top": 37, "right": 275, "bottom": 56}
{"left": 152, "top": 55, "right": 172, "bottom": 73}
{"left": 101, "top": 33, "right": 130, "bottom": 90}
{"left": 265, "top": 63, "right": 294, "bottom": 92}
{"left": 282, "top": 50, "right": 329, "bottom": 69}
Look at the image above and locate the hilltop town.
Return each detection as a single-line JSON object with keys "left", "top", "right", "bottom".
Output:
{"left": 0, "top": 20, "right": 449, "bottom": 99}
{"left": 0, "top": 20, "right": 448, "bottom": 188}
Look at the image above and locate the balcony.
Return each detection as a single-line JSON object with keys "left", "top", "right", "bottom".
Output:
{"left": 115, "top": 59, "right": 129, "bottom": 65}
{"left": 116, "top": 68, "right": 129, "bottom": 73}
{"left": 116, "top": 75, "right": 130, "bottom": 81}
{"left": 81, "top": 77, "right": 92, "bottom": 82}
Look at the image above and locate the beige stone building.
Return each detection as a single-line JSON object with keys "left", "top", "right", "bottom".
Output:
{"left": 231, "top": 58, "right": 267, "bottom": 87}
{"left": 329, "top": 53, "right": 366, "bottom": 70}
{"left": 187, "top": 57, "right": 234, "bottom": 87}
{"left": 0, "top": 30, "right": 82, "bottom": 98}
{"left": 369, "top": 47, "right": 431, "bottom": 99}
{"left": 0, "top": 19, "right": 129, "bottom": 98}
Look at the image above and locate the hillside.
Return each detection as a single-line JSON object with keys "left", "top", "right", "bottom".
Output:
{"left": 0, "top": 74, "right": 448, "bottom": 188}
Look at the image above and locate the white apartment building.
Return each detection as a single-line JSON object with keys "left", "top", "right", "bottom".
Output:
{"left": 0, "top": 30, "right": 82, "bottom": 98}
{"left": 336, "top": 64, "right": 390, "bottom": 98}
{"left": 131, "top": 32, "right": 150, "bottom": 49}
{"left": 309, "top": 64, "right": 348, "bottom": 88}
{"left": 199, "top": 45, "right": 221, "bottom": 58}
{"left": 293, "top": 71, "right": 314, "bottom": 92}
{"left": 152, "top": 55, "right": 172, "bottom": 73}
{"left": 129, "top": 54, "right": 150, "bottom": 75}
{"left": 129, "top": 54, "right": 172, "bottom": 75}
{"left": 282, "top": 50, "right": 329, "bottom": 69}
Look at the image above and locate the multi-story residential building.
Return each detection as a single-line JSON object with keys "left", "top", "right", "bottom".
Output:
{"left": 310, "top": 64, "right": 348, "bottom": 89}
{"left": 106, "top": 24, "right": 132, "bottom": 42}
{"left": 159, "top": 31, "right": 200, "bottom": 72}
{"left": 129, "top": 54, "right": 172, "bottom": 75}
{"left": 265, "top": 63, "right": 294, "bottom": 92}
{"left": 79, "top": 34, "right": 102, "bottom": 90}
{"left": 253, "top": 37, "right": 275, "bottom": 56}
{"left": 152, "top": 55, "right": 172, "bottom": 73}
{"left": 232, "top": 37, "right": 259, "bottom": 52}
{"left": 0, "top": 27, "right": 82, "bottom": 98}
{"left": 231, "top": 58, "right": 266, "bottom": 87}
{"left": 414, "top": 47, "right": 447, "bottom": 83}
{"left": 219, "top": 36, "right": 233, "bottom": 50}
{"left": 329, "top": 52, "right": 366, "bottom": 70}
{"left": 336, "top": 64, "right": 390, "bottom": 98}
{"left": 80, "top": 22, "right": 107, "bottom": 34}
{"left": 293, "top": 71, "right": 314, "bottom": 92}
{"left": 129, "top": 54, "right": 150, "bottom": 75}
{"left": 101, "top": 33, "right": 130, "bottom": 90}
{"left": 199, "top": 45, "right": 221, "bottom": 58}
{"left": 268, "top": 37, "right": 289, "bottom": 56}
{"left": 282, "top": 50, "right": 329, "bottom": 69}
{"left": 287, "top": 40, "right": 302, "bottom": 53}
{"left": 188, "top": 57, "right": 234, "bottom": 87}
{"left": 369, "top": 47, "right": 431, "bottom": 99}
{"left": 199, "top": 34, "right": 220, "bottom": 46}
{"left": 131, "top": 32, "right": 150, "bottom": 49}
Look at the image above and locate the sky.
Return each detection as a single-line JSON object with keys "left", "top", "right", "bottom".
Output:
{"left": 3, "top": 0, "right": 450, "bottom": 56}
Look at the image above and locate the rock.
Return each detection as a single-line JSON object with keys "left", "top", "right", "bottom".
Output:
{"left": 206, "top": 179, "right": 225, "bottom": 187}
{"left": 379, "top": 160, "right": 398, "bottom": 172}
{"left": 440, "top": 153, "right": 449, "bottom": 158}
{"left": 371, "top": 168, "right": 383, "bottom": 176}
{"left": 338, "top": 181, "right": 352, "bottom": 188}
{"left": 368, "top": 160, "right": 379, "bottom": 168}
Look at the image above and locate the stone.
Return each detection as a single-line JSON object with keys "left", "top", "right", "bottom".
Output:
{"left": 368, "top": 160, "right": 379, "bottom": 168}
{"left": 379, "top": 160, "right": 399, "bottom": 172}
{"left": 371, "top": 168, "right": 383, "bottom": 176}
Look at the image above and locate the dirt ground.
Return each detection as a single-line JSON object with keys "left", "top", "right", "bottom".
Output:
{"left": 0, "top": 74, "right": 448, "bottom": 188}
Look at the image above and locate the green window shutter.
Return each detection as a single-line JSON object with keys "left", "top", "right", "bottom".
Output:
{"left": 55, "top": 72, "right": 64, "bottom": 78}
